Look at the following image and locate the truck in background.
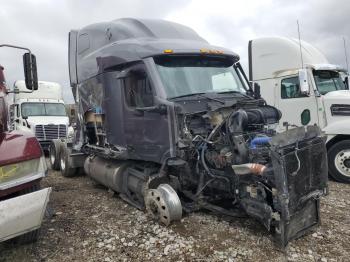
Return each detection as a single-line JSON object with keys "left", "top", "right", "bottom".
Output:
{"left": 0, "top": 44, "right": 51, "bottom": 243}
{"left": 9, "top": 80, "right": 70, "bottom": 151}
{"left": 249, "top": 36, "right": 350, "bottom": 183}
{"left": 51, "top": 19, "right": 328, "bottom": 247}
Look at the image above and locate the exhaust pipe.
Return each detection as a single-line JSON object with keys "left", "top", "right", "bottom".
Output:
{"left": 232, "top": 163, "right": 266, "bottom": 175}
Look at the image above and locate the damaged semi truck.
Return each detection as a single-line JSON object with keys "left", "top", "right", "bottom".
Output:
{"left": 51, "top": 19, "right": 328, "bottom": 247}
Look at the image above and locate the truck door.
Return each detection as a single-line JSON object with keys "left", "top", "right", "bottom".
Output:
{"left": 277, "top": 75, "right": 319, "bottom": 131}
{"left": 121, "top": 63, "right": 172, "bottom": 163}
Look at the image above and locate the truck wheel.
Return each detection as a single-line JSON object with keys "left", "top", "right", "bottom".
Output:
{"left": 59, "top": 143, "right": 78, "bottom": 177}
{"left": 145, "top": 184, "right": 182, "bottom": 226}
{"left": 328, "top": 140, "right": 350, "bottom": 183}
{"left": 12, "top": 183, "right": 41, "bottom": 244}
{"left": 49, "top": 139, "right": 62, "bottom": 171}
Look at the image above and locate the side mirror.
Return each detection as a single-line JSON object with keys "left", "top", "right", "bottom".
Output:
{"left": 23, "top": 116, "right": 28, "bottom": 120}
{"left": 253, "top": 82, "right": 261, "bottom": 99}
{"left": 298, "top": 69, "right": 310, "bottom": 94}
{"left": 23, "top": 52, "right": 38, "bottom": 90}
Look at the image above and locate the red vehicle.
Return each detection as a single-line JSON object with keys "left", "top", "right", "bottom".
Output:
{"left": 0, "top": 45, "right": 51, "bottom": 243}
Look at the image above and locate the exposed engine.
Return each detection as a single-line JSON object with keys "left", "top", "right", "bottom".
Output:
{"left": 146, "top": 101, "right": 326, "bottom": 248}
{"left": 179, "top": 104, "right": 280, "bottom": 172}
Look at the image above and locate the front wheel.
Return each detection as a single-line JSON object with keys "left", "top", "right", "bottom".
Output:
{"left": 328, "top": 140, "right": 350, "bottom": 183}
{"left": 49, "top": 139, "right": 62, "bottom": 171}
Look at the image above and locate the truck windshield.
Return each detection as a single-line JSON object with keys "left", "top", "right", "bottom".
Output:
{"left": 154, "top": 56, "right": 246, "bottom": 99}
{"left": 22, "top": 103, "right": 66, "bottom": 117}
{"left": 313, "top": 70, "right": 346, "bottom": 95}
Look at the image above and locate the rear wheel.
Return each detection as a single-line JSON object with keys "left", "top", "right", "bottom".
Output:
{"left": 328, "top": 140, "right": 350, "bottom": 183}
{"left": 49, "top": 139, "right": 62, "bottom": 170}
{"left": 59, "top": 143, "right": 79, "bottom": 177}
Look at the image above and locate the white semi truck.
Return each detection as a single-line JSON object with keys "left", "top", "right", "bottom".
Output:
{"left": 249, "top": 36, "right": 350, "bottom": 183}
{"left": 9, "top": 80, "right": 70, "bottom": 151}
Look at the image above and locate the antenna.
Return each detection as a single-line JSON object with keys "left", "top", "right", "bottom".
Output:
{"left": 297, "top": 20, "right": 304, "bottom": 68}
{"left": 343, "top": 37, "right": 349, "bottom": 73}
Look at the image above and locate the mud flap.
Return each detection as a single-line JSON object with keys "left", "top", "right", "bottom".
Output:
{"left": 0, "top": 187, "right": 51, "bottom": 242}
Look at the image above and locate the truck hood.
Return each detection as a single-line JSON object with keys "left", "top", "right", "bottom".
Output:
{"left": 0, "top": 131, "right": 42, "bottom": 166}
{"left": 27, "top": 116, "right": 69, "bottom": 126}
{"left": 323, "top": 90, "right": 350, "bottom": 103}
{"left": 322, "top": 90, "right": 350, "bottom": 135}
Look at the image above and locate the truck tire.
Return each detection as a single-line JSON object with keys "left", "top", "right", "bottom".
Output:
{"left": 49, "top": 139, "right": 62, "bottom": 171}
{"left": 11, "top": 183, "right": 41, "bottom": 244}
{"left": 59, "top": 142, "right": 79, "bottom": 177}
{"left": 328, "top": 140, "right": 350, "bottom": 183}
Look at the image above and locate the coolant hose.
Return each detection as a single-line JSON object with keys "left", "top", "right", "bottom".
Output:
{"left": 250, "top": 136, "right": 271, "bottom": 149}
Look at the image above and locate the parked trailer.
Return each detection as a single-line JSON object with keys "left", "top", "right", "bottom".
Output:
{"left": 0, "top": 44, "right": 51, "bottom": 243}
{"left": 249, "top": 36, "right": 350, "bottom": 183}
{"left": 51, "top": 19, "right": 328, "bottom": 247}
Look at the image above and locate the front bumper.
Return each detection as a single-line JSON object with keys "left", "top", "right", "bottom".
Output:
{"left": 0, "top": 187, "right": 51, "bottom": 242}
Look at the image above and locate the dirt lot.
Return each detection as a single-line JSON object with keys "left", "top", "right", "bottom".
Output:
{"left": 1, "top": 164, "right": 350, "bottom": 262}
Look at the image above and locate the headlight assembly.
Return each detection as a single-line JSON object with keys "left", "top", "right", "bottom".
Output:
{"left": 0, "top": 156, "right": 47, "bottom": 190}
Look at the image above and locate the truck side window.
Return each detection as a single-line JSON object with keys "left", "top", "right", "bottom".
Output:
{"left": 281, "top": 76, "right": 307, "bottom": 99}
{"left": 124, "top": 68, "right": 154, "bottom": 108}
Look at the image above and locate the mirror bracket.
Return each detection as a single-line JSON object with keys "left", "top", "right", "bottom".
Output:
{"left": 253, "top": 82, "right": 261, "bottom": 99}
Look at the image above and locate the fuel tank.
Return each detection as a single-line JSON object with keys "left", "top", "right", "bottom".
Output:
{"left": 84, "top": 156, "right": 129, "bottom": 193}
{"left": 83, "top": 156, "right": 147, "bottom": 209}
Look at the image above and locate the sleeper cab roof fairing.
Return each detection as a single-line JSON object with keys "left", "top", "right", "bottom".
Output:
{"left": 71, "top": 18, "right": 239, "bottom": 84}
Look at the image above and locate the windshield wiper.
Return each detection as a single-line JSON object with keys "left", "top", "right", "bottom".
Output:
{"left": 171, "top": 92, "right": 225, "bottom": 104}
{"left": 217, "top": 90, "right": 241, "bottom": 94}
{"left": 217, "top": 90, "right": 251, "bottom": 98}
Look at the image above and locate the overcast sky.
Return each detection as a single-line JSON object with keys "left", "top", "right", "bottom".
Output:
{"left": 1, "top": 0, "right": 349, "bottom": 103}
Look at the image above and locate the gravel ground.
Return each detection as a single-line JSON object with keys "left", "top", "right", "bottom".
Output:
{"left": 1, "top": 165, "right": 350, "bottom": 262}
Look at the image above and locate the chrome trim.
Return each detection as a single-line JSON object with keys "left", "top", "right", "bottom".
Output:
{"left": 330, "top": 104, "right": 350, "bottom": 116}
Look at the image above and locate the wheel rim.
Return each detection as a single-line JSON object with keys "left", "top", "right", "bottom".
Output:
{"left": 145, "top": 184, "right": 182, "bottom": 226}
{"left": 60, "top": 155, "right": 66, "bottom": 171}
{"left": 334, "top": 150, "right": 350, "bottom": 178}
{"left": 50, "top": 146, "right": 55, "bottom": 165}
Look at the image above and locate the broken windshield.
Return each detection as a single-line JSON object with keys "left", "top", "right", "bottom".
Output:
{"left": 313, "top": 70, "right": 346, "bottom": 95}
{"left": 154, "top": 56, "right": 246, "bottom": 99}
